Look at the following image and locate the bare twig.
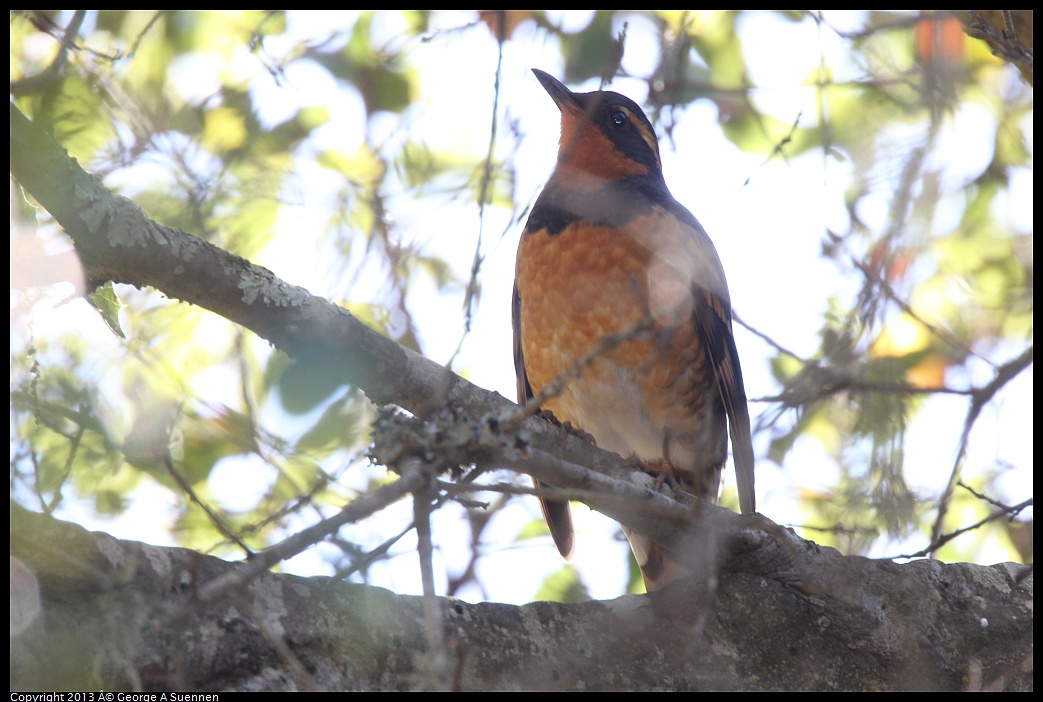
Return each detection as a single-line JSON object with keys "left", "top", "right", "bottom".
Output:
{"left": 163, "top": 455, "right": 253, "bottom": 555}
{"left": 501, "top": 316, "right": 656, "bottom": 433}
{"left": 930, "top": 346, "right": 1034, "bottom": 551}
{"left": 453, "top": 25, "right": 506, "bottom": 361}
{"left": 163, "top": 467, "right": 427, "bottom": 620}
{"left": 902, "top": 497, "right": 1033, "bottom": 559}
{"left": 411, "top": 457, "right": 449, "bottom": 690}
{"left": 10, "top": 10, "right": 87, "bottom": 97}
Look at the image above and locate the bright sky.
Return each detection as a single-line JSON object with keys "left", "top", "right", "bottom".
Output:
{"left": 17, "top": 11, "right": 1033, "bottom": 605}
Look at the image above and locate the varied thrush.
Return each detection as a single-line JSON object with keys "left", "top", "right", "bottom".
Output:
{"left": 513, "top": 69, "right": 756, "bottom": 592}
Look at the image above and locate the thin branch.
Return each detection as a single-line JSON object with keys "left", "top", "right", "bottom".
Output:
{"left": 331, "top": 523, "right": 415, "bottom": 582}
{"left": 902, "top": 497, "right": 1033, "bottom": 559}
{"left": 850, "top": 255, "right": 987, "bottom": 366}
{"left": 957, "top": 480, "right": 1022, "bottom": 512}
{"left": 163, "top": 455, "right": 253, "bottom": 555}
{"left": 10, "top": 10, "right": 87, "bottom": 97}
{"left": 453, "top": 18, "right": 506, "bottom": 362}
{"left": 807, "top": 10, "right": 949, "bottom": 41}
{"left": 162, "top": 467, "right": 427, "bottom": 621}
{"left": 123, "top": 11, "right": 167, "bottom": 61}
{"left": 930, "top": 346, "right": 1033, "bottom": 550}
{"left": 412, "top": 459, "right": 449, "bottom": 690}
{"left": 500, "top": 316, "right": 656, "bottom": 433}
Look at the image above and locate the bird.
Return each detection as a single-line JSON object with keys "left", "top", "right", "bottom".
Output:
{"left": 513, "top": 68, "right": 756, "bottom": 592}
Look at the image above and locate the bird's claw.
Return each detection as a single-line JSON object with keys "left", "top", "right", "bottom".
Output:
{"left": 539, "top": 409, "right": 597, "bottom": 446}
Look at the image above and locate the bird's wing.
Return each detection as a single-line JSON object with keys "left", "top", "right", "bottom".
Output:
{"left": 692, "top": 283, "right": 756, "bottom": 514}
{"left": 512, "top": 278, "right": 576, "bottom": 560}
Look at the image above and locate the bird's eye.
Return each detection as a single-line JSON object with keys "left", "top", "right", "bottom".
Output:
{"left": 610, "top": 110, "right": 628, "bottom": 128}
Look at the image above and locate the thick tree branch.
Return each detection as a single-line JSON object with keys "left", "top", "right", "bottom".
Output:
{"left": 10, "top": 505, "right": 1033, "bottom": 691}
{"left": 963, "top": 10, "right": 1034, "bottom": 86}
{"left": 10, "top": 102, "right": 457, "bottom": 417}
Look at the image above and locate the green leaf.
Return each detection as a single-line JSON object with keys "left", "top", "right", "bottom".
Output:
{"left": 276, "top": 358, "right": 349, "bottom": 415}
{"left": 87, "top": 283, "right": 126, "bottom": 339}
{"left": 532, "top": 565, "right": 590, "bottom": 603}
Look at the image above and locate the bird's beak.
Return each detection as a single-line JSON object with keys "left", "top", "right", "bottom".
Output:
{"left": 532, "top": 69, "right": 581, "bottom": 116}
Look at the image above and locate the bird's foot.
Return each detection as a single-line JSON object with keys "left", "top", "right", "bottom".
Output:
{"left": 628, "top": 457, "right": 686, "bottom": 498}
{"left": 538, "top": 409, "right": 597, "bottom": 446}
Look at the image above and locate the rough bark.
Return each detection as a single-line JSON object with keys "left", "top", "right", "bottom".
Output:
{"left": 10, "top": 504, "right": 1032, "bottom": 691}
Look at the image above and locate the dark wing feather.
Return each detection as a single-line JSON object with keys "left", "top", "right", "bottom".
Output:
{"left": 692, "top": 287, "right": 756, "bottom": 514}
{"left": 512, "top": 277, "right": 576, "bottom": 560}
{"left": 663, "top": 194, "right": 756, "bottom": 515}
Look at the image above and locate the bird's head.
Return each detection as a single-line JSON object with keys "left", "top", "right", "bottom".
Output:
{"left": 532, "top": 68, "right": 663, "bottom": 183}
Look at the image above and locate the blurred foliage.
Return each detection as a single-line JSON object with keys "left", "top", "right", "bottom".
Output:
{"left": 10, "top": 11, "right": 1032, "bottom": 602}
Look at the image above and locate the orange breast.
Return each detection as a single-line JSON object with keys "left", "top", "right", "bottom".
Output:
{"left": 516, "top": 207, "right": 727, "bottom": 479}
